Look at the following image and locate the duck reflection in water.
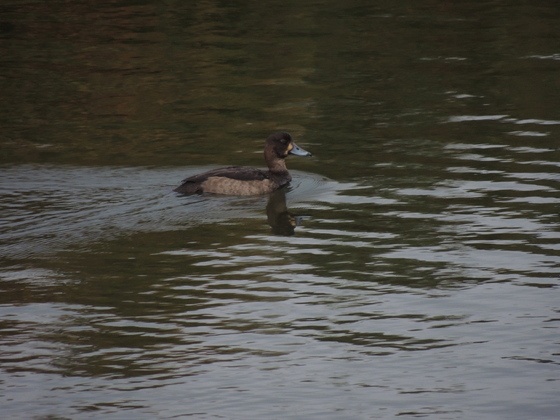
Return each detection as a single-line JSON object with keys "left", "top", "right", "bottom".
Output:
{"left": 266, "top": 188, "right": 305, "bottom": 236}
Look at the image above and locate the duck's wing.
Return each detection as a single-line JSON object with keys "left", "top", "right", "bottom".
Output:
{"left": 179, "top": 166, "right": 269, "bottom": 183}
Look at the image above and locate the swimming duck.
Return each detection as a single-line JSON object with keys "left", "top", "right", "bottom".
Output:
{"left": 174, "top": 132, "right": 312, "bottom": 195}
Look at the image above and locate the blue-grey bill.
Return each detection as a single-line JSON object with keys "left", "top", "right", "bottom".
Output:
{"left": 290, "top": 142, "right": 312, "bottom": 157}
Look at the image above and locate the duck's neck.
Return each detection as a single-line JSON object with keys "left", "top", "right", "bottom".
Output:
{"left": 267, "top": 157, "right": 292, "bottom": 183}
{"left": 268, "top": 157, "right": 288, "bottom": 173}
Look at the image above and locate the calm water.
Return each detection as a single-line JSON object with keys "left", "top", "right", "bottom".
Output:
{"left": 1, "top": 1, "right": 560, "bottom": 419}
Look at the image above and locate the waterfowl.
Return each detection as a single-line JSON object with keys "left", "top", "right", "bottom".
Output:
{"left": 174, "top": 132, "right": 312, "bottom": 195}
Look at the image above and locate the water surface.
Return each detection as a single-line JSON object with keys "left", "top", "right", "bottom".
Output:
{"left": 1, "top": 1, "right": 560, "bottom": 419}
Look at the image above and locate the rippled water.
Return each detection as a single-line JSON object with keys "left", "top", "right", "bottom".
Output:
{"left": 1, "top": 1, "right": 560, "bottom": 419}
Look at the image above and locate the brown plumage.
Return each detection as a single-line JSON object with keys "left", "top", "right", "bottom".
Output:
{"left": 174, "top": 132, "right": 312, "bottom": 195}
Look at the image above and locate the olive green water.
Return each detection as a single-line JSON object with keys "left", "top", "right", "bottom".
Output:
{"left": 1, "top": 1, "right": 560, "bottom": 419}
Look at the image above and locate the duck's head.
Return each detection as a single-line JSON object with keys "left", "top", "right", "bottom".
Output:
{"left": 265, "top": 132, "right": 312, "bottom": 159}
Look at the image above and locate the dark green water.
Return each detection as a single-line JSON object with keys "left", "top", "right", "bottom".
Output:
{"left": 1, "top": 1, "right": 559, "bottom": 419}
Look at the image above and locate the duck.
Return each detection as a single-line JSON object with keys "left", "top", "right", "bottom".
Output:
{"left": 174, "top": 132, "right": 312, "bottom": 195}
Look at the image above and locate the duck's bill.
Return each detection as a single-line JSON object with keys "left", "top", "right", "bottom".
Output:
{"left": 289, "top": 142, "right": 312, "bottom": 157}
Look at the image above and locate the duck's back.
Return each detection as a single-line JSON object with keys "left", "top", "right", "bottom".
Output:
{"left": 174, "top": 166, "right": 280, "bottom": 195}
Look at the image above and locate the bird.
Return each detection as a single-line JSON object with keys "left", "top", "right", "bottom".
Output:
{"left": 174, "top": 132, "right": 312, "bottom": 195}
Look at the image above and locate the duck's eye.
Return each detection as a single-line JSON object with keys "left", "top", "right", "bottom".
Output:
{"left": 280, "top": 138, "right": 286, "bottom": 144}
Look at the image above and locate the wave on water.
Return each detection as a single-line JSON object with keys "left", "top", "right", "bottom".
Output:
{"left": 0, "top": 165, "right": 343, "bottom": 259}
